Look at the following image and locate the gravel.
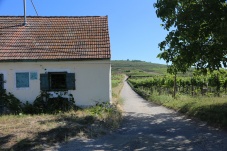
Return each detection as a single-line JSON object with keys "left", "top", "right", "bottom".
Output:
{"left": 52, "top": 80, "right": 227, "bottom": 151}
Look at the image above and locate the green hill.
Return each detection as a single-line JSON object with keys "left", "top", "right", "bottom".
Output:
{"left": 111, "top": 60, "right": 167, "bottom": 76}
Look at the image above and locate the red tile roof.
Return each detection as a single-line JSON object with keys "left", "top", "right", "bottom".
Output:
{"left": 0, "top": 16, "right": 111, "bottom": 61}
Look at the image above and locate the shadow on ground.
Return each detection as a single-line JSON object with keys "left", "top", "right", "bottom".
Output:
{"left": 178, "top": 102, "right": 227, "bottom": 127}
{"left": 58, "top": 111, "right": 227, "bottom": 151}
{"left": 0, "top": 135, "right": 14, "bottom": 148}
{"left": 0, "top": 115, "right": 107, "bottom": 151}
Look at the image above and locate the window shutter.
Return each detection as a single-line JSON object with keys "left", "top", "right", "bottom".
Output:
{"left": 40, "top": 74, "right": 49, "bottom": 91}
{"left": 0, "top": 74, "right": 4, "bottom": 90}
{"left": 16, "top": 72, "right": 29, "bottom": 88}
{"left": 66, "top": 73, "right": 75, "bottom": 90}
{"left": 0, "top": 74, "right": 4, "bottom": 114}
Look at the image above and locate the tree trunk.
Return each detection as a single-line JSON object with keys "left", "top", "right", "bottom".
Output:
{"left": 216, "top": 74, "right": 220, "bottom": 97}
{"left": 191, "top": 85, "right": 194, "bottom": 96}
{"left": 173, "top": 74, "right": 177, "bottom": 98}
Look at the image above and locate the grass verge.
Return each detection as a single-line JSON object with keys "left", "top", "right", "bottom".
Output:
{"left": 112, "top": 74, "right": 125, "bottom": 107}
{"left": 128, "top": 81, "right": 227, "bottom": 128}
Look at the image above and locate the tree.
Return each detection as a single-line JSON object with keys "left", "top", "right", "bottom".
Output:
{"left": 154, "top": 0, "right": 227, "bottom": 73}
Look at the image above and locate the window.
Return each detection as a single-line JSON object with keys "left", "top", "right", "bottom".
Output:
{"left": 49, "top": 73, "right": 67, "bottom": 90}
{"left": 40, "top": 72, "right": 75, "bottom": 91}
{"left": 16, "top": 72, "right": 29, "bottom": 88}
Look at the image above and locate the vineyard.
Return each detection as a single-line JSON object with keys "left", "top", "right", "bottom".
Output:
{"left": 127, "top": 70, "right": 227, "bottom": 127}
{"left": 128, "top": 69, "right": 227, "bottom": 97}
{"left": 111, "top": 60, "right": 227, "bottom": 126}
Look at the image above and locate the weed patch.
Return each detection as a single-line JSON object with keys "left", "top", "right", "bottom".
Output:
{"left": 0, "top": 103, "right": 122, "bottom": 150}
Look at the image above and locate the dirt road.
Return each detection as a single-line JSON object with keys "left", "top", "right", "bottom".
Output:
{"left": 56, "top": 80, "right": 227, "bottom": 151}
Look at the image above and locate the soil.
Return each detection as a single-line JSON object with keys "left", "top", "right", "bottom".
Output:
{"left": 51, "top": 80, "right": 227, "bottom": 151}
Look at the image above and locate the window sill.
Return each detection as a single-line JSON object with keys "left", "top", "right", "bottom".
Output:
{"left": 16, "top": 87, "right": 30, "bottom": 90}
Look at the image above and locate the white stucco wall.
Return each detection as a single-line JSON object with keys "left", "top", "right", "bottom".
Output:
{"left": 0, "top": 60, "right": 111, "bottom": 106}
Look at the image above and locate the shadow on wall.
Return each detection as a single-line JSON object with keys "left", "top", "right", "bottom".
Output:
{"left": 58, "top": 111, "right": 227, "bottom": 151}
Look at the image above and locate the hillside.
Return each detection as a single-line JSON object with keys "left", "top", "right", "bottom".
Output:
{"left": 111, "top": 60, "right": 167, "bottom": 75}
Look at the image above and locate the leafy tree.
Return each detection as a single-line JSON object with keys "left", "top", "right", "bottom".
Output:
{"left": 154, "top": 0, "right": 227, "bottom": 73}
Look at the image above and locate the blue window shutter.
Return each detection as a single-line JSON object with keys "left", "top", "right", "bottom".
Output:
{"left": 16, "top": 72, "right": 29, "bottom": 88}
{"left": 66, "top": 73, "right": 75, "bottom": 90}
{"left": 40, "top": 74, "right": 49, "bottom": 91}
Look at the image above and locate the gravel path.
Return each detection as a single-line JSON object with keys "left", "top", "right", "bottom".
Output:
{"left": 56, "top": 80, "right": 227, "bottom": 151}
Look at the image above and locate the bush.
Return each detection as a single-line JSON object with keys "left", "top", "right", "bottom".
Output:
{"left": 23, "top": 101, "right": 36, "bottom": 114}
{"left": 0, "top": 91, "right": 77, "bottom": 115}
{"left": 32, "top": 92, "right": 76, "bottom": 114}
{"left": 0, "top": 90, "right": 22, "bottom": 114}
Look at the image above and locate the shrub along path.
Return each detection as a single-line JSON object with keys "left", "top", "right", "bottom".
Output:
{"left": 55, "top": 79, "right": 227, "bottom": 151}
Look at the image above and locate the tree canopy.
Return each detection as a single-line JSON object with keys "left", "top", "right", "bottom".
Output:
{"left": 154, "top": 0, "right": 227, "bottom": 74}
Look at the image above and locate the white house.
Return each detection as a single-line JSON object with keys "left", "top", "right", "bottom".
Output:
{"left": 0, "top": 16, "right": 111, "bottom": 107}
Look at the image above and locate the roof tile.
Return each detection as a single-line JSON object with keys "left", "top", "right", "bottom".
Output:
{"left": 0, "top": 16, "right": 111, "bottom": 61}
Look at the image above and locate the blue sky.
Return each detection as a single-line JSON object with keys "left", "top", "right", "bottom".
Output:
{"left": 0, "top": 0, "right": 168, "bottom": 64}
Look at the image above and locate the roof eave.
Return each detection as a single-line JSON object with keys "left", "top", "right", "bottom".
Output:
{"left": 0, "top": 58, "right": 110, "bottom": 63}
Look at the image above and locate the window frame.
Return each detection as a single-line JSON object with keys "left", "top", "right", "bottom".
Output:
{"left": 40, "top": 72, "right": 75, "bottom": 91}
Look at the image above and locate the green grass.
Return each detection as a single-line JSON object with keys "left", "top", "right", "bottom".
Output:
{"left": 150, "top": 94, "right": 227, "bottom": 127}
{"left": 111, "top": 74, "right": 125, "bottom": 99}
{"left": 112, "top": 74, "right": 124, "bottom": 88}
{"left": 129, "top": 82, "right": 227, "bottom": 128}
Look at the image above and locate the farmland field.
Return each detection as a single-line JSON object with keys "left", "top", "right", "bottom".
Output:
{"left": 111, "top": 60, "right": 167, "bottom": 75}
